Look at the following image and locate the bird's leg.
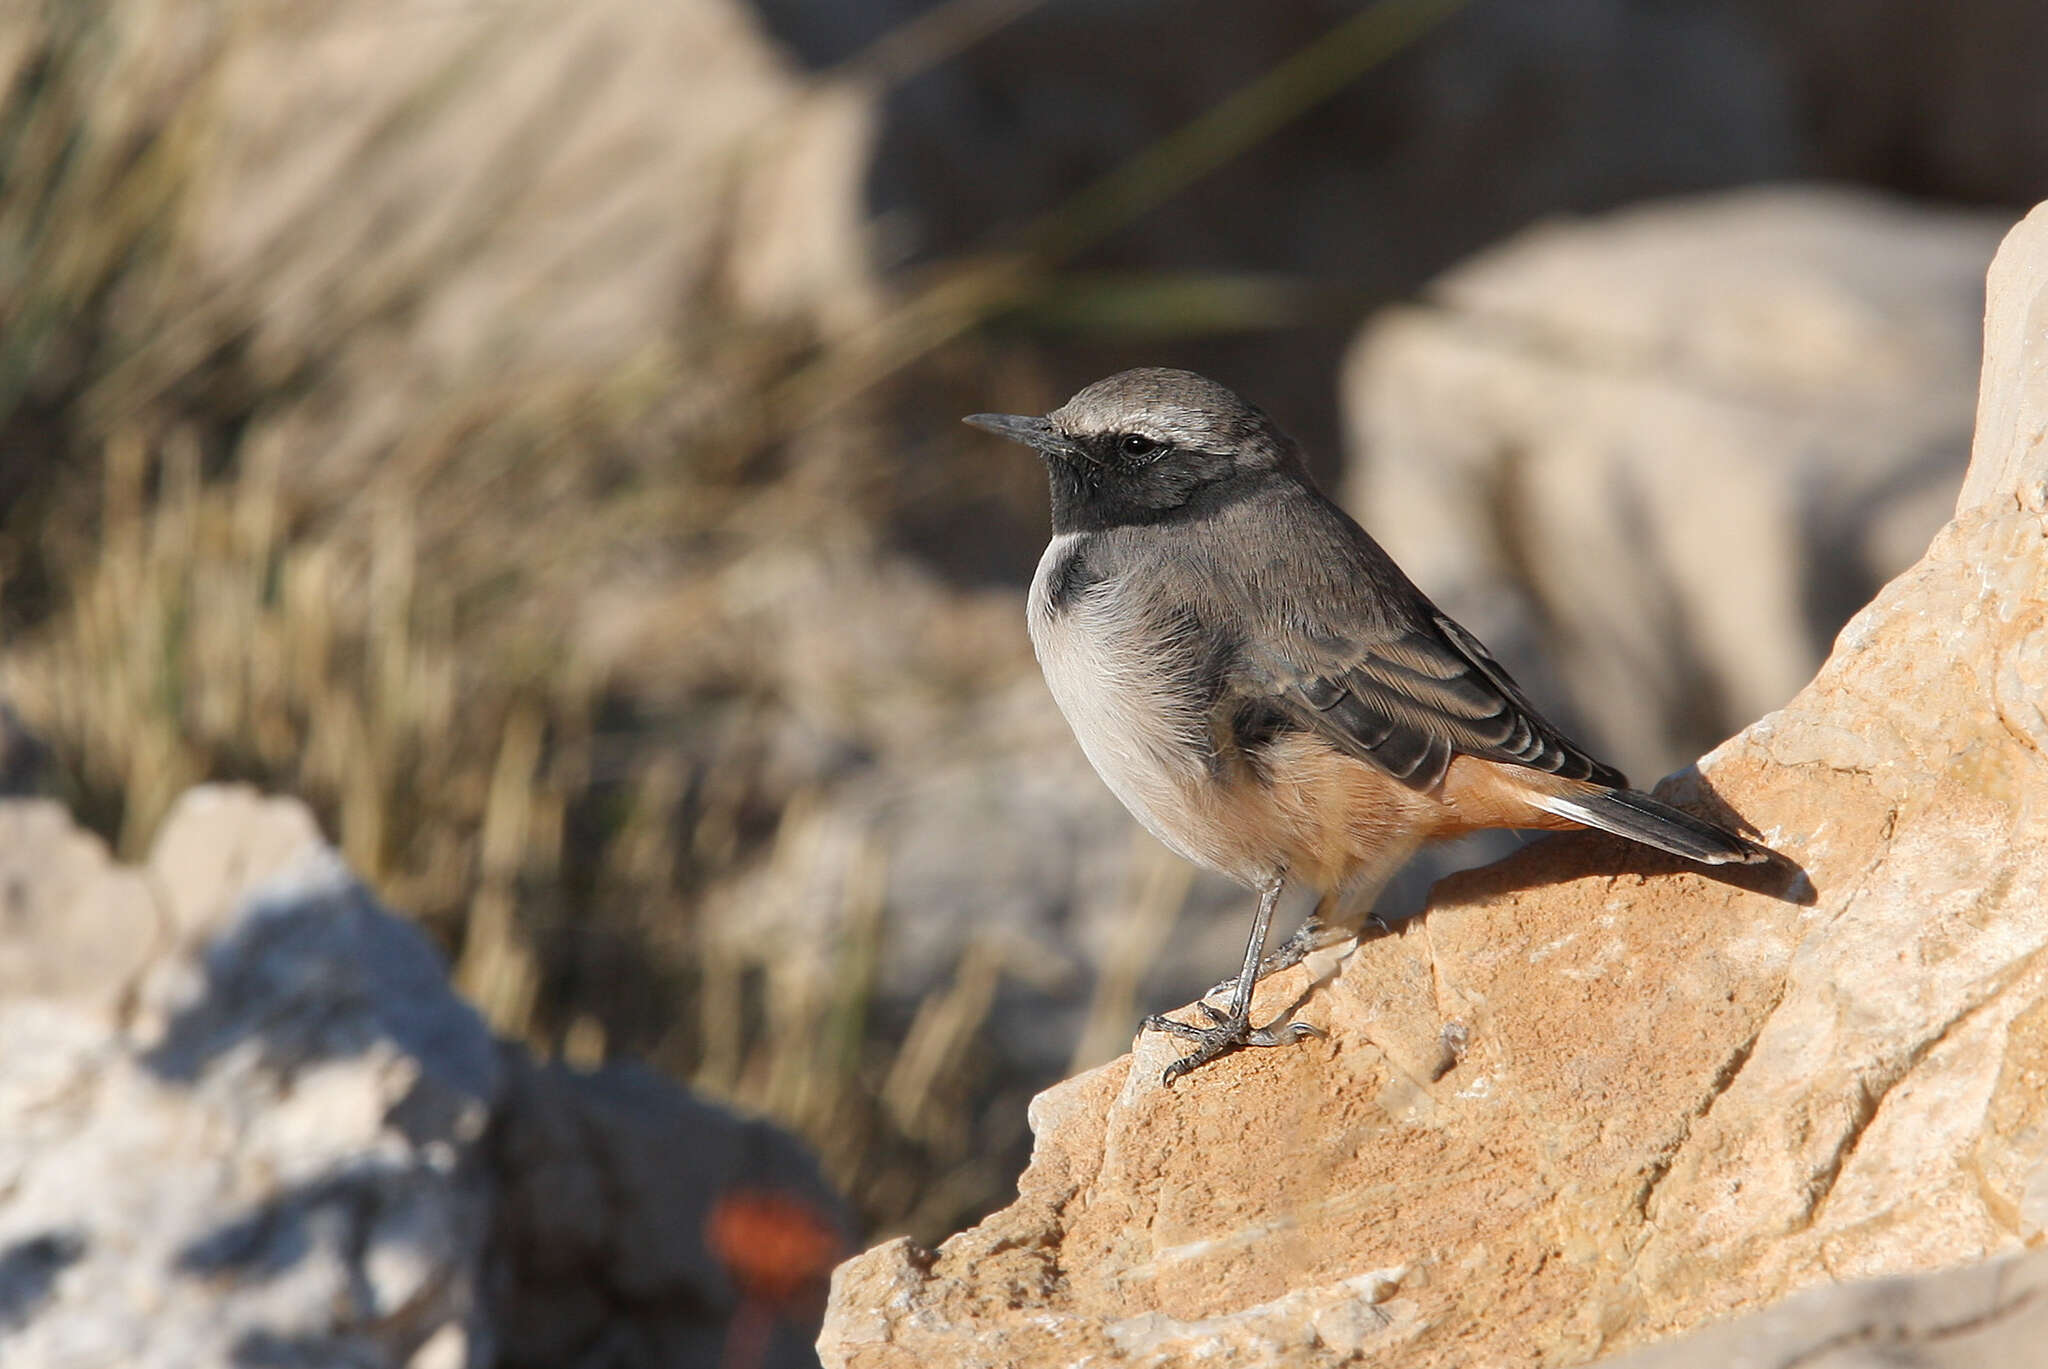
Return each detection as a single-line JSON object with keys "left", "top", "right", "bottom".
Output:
{"left": 1145, "top": 874, "right": 1320, "bottom": 1086}
{"left": 1203, "top": 837, "right": 1419, "bottom": 999}
{"left": 1203, "top": 913, "right": 1350, "bottom": 999}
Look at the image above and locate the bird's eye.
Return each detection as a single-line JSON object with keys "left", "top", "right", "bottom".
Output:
{"left": 1118, "top": 433, "right": 1162, "bottom": 460}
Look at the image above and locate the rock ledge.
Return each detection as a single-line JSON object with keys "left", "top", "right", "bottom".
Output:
{"left": 819, "top": 203, "right": 2048, "bottom": 1368}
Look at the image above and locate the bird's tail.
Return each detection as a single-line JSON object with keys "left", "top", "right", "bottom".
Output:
{"left": 1528, "top": 787, "right": 1770, "bottom": 866}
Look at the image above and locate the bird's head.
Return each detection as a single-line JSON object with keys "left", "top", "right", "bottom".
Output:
{"left": 966, "top": 368, "right": 1300, "bottom": 533}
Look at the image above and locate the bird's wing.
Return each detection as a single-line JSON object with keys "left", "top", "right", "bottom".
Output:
{"left": 1210, "top": 487, "right": 1627, "bottom": 796}
{"left": 1260, "top": 612, "right": 1626, "bottom": 794}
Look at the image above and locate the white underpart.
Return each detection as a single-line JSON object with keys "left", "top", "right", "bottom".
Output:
{"left": 1027, "top": 533, "right": 1218, "bottom": 872}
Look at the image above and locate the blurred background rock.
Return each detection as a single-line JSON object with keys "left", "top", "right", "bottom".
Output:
{"left": 0, "top": 0, "right": 2037, "bottom": 1261}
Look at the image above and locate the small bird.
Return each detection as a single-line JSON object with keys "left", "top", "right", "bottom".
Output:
{"left": 966, "top": 368, "right": 1772, "bottom": 1086}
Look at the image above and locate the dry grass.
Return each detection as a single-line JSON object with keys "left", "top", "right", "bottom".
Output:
{"left": 0, "top": 0, "right": 1040, "bottom": 1236}
{"left": 3, "top": 400, "right": 1026, "bottom": 1236}
{"left": 0, "top": 0, "right": 1464, "bottom": 1243}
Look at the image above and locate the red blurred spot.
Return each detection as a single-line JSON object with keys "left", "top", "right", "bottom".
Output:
{"left": 706, "top": 1188, "right": 844, "bottom": 1308}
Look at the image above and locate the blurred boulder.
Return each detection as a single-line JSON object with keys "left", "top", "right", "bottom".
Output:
{"left": 0, "top": 787, "right": 500, "bottom": 1369}
{"left": 818, "top": 198, "right": 2048, "bottom": 1368}
{"left": 0, "top": 786, "right": 845, "bottom": 1369}
{"left": 1342, "top": 185, "right": 2008, "bottom": 782}
{"left": 491, "top": 1058, "right": 847, "bottom": 1369}
{"left": 0, "top": 799, "right": 162, "bottom": 1016}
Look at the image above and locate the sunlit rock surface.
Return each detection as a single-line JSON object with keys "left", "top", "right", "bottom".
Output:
{"left": 818, "top": 201, "right": 2048, "bottom": 1368}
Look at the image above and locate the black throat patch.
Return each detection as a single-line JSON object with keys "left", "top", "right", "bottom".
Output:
{"left": 1046, "top": 459, "right": 1271, "bottom": 535}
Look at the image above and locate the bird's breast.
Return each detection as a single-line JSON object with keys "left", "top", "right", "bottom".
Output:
{"left": 1027, "top": 534, "right": 1232, "bottom": 870}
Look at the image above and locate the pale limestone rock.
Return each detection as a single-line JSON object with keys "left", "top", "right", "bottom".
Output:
{"left": 1961, "top": 204, "right": 2048, "bottom": 515}
{"left": 1341, "top": 187, "right": 2007, "bottom": 781}
{"left": 817, "top": 201, "right": 2048, "bottom": 1367}
{"left": 0, "top": 784, "right": 847, "bottom": 1369}
{"left": 0, "top": 786, "right": 499, "bottom": 1369}
{"left": 0, "top": 800, "right": 164, "bottom": 1019}
{"left": 1593, "top": 1245, "right": 2048, "bottom": 1368}
{"left": 144, "top": 785, "right": 326, "bottom": 944}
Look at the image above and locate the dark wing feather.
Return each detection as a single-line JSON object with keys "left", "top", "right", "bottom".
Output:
{"left": 1275, "top": 614, "right": 1625, "bottom": 794}
{"left": 1174, "top": 479, "right": 1623, "bottom": 796}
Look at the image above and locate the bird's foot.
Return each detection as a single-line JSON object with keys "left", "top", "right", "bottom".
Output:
{"left": 1143, "top": 1000, "right": 1322, "bottom": 1086}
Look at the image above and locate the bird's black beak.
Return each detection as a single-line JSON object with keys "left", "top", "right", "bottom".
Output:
{"left": 963, "top": 412, "right": 1082, "bottom": 461}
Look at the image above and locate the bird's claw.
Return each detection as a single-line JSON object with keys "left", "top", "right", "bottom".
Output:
{"left": 1143, "top": 1009, "right": 1322, "bottom": 1085}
